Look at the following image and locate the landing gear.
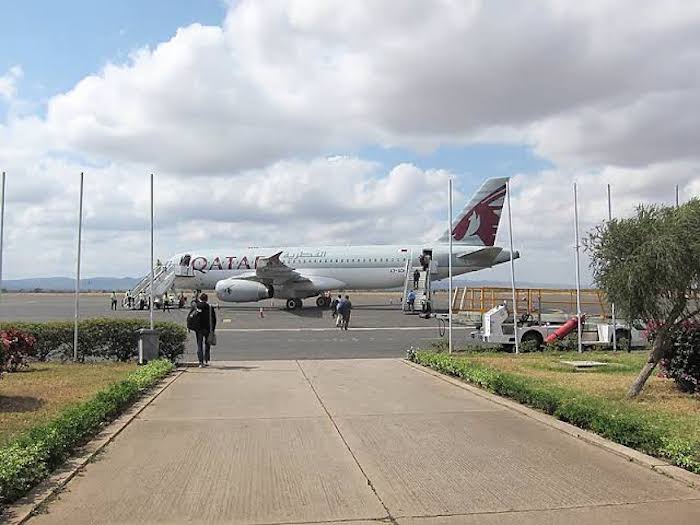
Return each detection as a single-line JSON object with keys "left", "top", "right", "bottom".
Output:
{"left": 316, "top": 296, "right": 331, "bottom": 308}
{"left": 286, "top": 298, "right": 303, "bottom": 310}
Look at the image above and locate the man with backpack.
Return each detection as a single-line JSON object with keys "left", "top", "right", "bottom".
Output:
{"left": 187, "top": 292, "right": 217, "bottom": 368}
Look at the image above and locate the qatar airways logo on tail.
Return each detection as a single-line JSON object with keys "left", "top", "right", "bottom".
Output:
{"left": 452, "top": 185, "right": 506, "bottom": 245}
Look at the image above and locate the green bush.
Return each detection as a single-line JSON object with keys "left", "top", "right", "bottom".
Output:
{"left": 410, "top": 351, "right": 700, "bottom": 474}
{"left": 661, "top": 324, "right": 700, "bottom": 393}
{"left": 0, "top": 359, "right": 174, "bottom": 505}
{"left": 2, "top": 320, "right": 186, "bottom": 362}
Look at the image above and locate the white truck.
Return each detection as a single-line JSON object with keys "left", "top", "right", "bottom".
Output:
{"left": 470, "top": 303, "right": 647, "bottom": 349}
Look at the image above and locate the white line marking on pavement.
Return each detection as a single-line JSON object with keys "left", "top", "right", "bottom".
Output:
{"left": 215, "top": 326, "right": 471, "bottom": 332}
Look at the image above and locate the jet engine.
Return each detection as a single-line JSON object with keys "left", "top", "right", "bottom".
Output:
{"left": 215, "top": 279, "right": 272, "bottom": 303}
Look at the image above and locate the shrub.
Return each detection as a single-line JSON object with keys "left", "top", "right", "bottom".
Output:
{"left": 0, "top": 359, "right": 174, "bottom": 505}
{"left": 661, "top": 323, "right": 700, "bottom": 393}
{"left": 0, "top": 329, "right": 37, "bottom": 372}
{"left": 544, "top": 333, "right": 578, "bottom": 353}
{"left": 1, "top": 320, "right": 186, "bottom": 362}
{"left": 410, "top": 350, "right": 700, "bottom": 474}
{"left": 518, "top": 339, "right": 541, "bottom": 353}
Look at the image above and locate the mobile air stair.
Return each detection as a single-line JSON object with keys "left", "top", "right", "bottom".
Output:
{"left": 402, "top": 257, "right": 436, "bottom": 314}
{"left": 123, "top": 260, "right": 177, "bottom": 309}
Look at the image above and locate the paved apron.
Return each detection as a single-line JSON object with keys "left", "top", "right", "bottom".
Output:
{"left": 28, "top": 359, "right": 700, "bottom": 524}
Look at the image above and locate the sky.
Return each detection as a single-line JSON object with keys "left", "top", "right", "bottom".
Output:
{"left": 1, "top": 0, "right": 699, "bottom": 285}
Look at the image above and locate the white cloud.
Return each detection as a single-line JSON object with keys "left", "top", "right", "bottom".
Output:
{"left": 0, "top": 66, "right": 22, "bottom": 100}
{"left": 2, "top": 1, "right": 700, "bottom": 284}
{"left": 1, "top": 156, "right": 454, "bottom": 278}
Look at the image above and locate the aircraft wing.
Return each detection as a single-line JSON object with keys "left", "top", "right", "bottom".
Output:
{"left": 235, "top": 251, "right": 311, "bottom": 285}
{"left": 456, "top": 247, "right": 503, "bottom": 266}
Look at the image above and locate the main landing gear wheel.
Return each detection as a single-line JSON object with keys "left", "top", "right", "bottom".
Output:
{"left": 286, "top": 298, "right": 303, "bottom": 310}
{"left": 316, "top": 296, "right": 331, "bottom": 308}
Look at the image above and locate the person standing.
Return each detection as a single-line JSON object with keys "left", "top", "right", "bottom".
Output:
{"left": 187, "top": 292, "right": 217, "bottom": 368}
{"left": 339, "top": 295, "right": 352, "bottom": 330}
{"left": 413, "top": 268, "right": 420, "bottom": 288}
{"left": 330, "top": 294, "right": 341, "bottom": 322}
{"left": 110, "top": 291, "right": 118, "bottom": 311}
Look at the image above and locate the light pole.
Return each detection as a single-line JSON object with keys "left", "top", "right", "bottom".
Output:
{"left": 448, "top": 178, "right": 453, "bottom": 354}
{"left": 149, "top": 173, "right": 155, "bottom": 330}
{"left": 0, "top": 172, "right": 6, "bottom": 329}
{"left": 574, "top": 183, "right": 583, "bottom": 354}
{"left": 73, "top": 172, "right": 84, "bottom": 361}
{"left": 608, "top": 184, "right": 617, "bottom": 351}
{"left": 507, "top": 179, "right": 519, "bottom": 354}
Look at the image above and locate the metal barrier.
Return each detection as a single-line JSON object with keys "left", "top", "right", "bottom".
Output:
{"left": 451, "top": 286, "right": 610, "bottom": 321}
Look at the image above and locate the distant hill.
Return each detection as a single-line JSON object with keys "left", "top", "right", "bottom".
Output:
{"left": 1, "top": 277, "right": 142, "bottom": 292}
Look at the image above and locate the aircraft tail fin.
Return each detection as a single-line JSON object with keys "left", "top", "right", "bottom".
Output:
{"left": 437, "top": 177, "right": 508, "bottom": 246}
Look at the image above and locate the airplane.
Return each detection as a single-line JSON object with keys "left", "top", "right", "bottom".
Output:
{"left": 162, "top": 177, "right": 519, "bottom": 309}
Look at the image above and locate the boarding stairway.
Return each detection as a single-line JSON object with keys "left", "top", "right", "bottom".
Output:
{"left": 402, "top": 259, "right": 435, "bottom": 314}
{"left": 123, "top": 261, "right": 177, "bottom": 309}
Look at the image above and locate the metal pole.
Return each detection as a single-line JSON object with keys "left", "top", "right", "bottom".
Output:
{"left": 676, "top": 184, "right": 679, "bottom": 207}
{"left": 0, "top": 172, "right": 5, "bottom": 330}
{"left": 448, "top": 178, "right": 453, "bottom": 354}
{"left": 507, "top": 180, "right": 519, "bottom": 354}
{"left": 149, "top": 173, "right": 154, "bottom": 330}
{"left": 574, "top": 183, "right": 583, "bottom": 354}
{"left": 73, "top": 172, "right": 84, "bottom": 361}
{"left": 608, "top": 184, "right": 617, "bottom": 351}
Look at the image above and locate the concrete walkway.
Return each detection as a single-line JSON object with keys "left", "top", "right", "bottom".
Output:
{"left": 29, "top": 360, "right": 700, "bottom": 524}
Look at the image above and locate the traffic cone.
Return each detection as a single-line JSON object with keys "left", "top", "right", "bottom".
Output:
{"left": 259, "top": 307, "right": 264, "bottom": 318}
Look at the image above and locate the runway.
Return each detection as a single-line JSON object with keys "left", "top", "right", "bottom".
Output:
{"left": 0, "top": 292, "right": 458, "bottom": 360}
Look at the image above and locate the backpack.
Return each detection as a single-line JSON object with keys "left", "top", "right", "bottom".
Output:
{"left": 187, "top": 304, "right": 203, "bottom": 331}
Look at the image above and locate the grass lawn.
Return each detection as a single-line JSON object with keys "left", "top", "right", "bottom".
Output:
{"left": 0, "top": 362, "right": 136, "bottom": 446}
{"left": 452, "top": 349, "right": 699, "bottom": 442}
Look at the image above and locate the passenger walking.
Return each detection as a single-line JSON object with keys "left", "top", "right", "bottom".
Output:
{"left": 333, "top": 295, "right": 344, "bottom": 327}
{"left": 123, "top": 290, "right": 130, "bottom": 309}
{"left": 187, "top": 292, "right": 217, "bottom": 368}
{"left": 110, "top": 291, "right": 118, "bottom": 311}
{"left": 413, "top": 268, "right": 420, "bottom": 288}
{"left": 338, "top": 295, "right": 352, "bottom": 330}
{"left": 138, "top": 291, "right": 146, "bottom": 310}
{"left": 420, "top": 292, "right": 431, "bottom": 313}
{"left": 407, "top": 289, "right": 416, "bottom": 312}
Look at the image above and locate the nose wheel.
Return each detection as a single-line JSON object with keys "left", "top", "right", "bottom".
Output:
{"left": 285, "top": 298, "right": 303, "bottom": 310}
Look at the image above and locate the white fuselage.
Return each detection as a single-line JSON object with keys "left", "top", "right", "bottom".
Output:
{"left": 172, "top": 243, "right": 511, "bottom": 298}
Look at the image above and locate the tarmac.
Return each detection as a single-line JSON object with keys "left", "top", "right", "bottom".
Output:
{"left": 0, "top": 292, "right": 457, "bottom": 360}
{"left": 22, "top": 359, "right": 700, "bottom": 524}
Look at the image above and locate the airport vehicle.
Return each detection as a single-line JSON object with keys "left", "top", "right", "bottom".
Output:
{"left": 470, "top": 303, "right": 647, "bottom": 349}
{"left": 128, "top": 178, "right": 519, "bottom": 310}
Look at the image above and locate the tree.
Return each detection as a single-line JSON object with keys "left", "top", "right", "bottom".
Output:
{"left": 586, "top": 199, "right": 700, "bottom": 397}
